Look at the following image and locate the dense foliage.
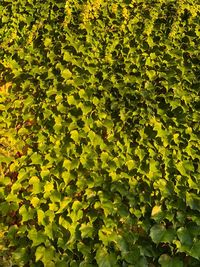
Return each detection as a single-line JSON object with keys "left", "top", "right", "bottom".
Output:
{"left": 0, "top": 0, "right": 200, "bottom": 266}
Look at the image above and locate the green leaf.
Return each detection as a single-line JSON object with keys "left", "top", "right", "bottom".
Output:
{"left": 95, "top": 247, "right": 117, "bottom": 267}
{"left": 183, "top": 161, "right": 194, "bottom": 172}
{"left": 12, "top": 247, "right": 29, "bottom": 266}
{"left": 88, "top": 130, "right": 96, "bottom": 141}
{"left": 189, "top": 240, "right": 200, "bottom": 259}
{"left": 30, "top": 152, "right": 43, "bottom": 165}
{"left": 150, "top": 224, "right": 175, "bottom": 244}
{"left": 72, "top": 200, "right": 82, "bottom": 211}
{"left": 176, "top": 162, "right": 188, "bottom": 176}
{"left": 35, "top": 245, "right": 46, "bottom": 262}
{"left": 56, "top": 261, "right": 69, "bottom": 267}
{"left": 177, "top": 227, "right": 193, "bottom": 247}
{"left": 79, "top": 103, "right": 92, "bottom": 115}
{"left": 80, "top": 223, "right": 94, "bottom": 238}
{"left": 101, "top": 152, "right": 109, "bottom": 162}
{"left": 57, "top": 103, "right": 67, "bottom": 113}
{"left": 28, "top": 228, "right": 46, "bottom": 247}
{"left": 35, "top": 245, "right": 55, "bottom": 264}
{"left": 29, "top": 176, "right": 42, "bottom": 194}
{"left": 146, "top": 70, "right": 156, "bottom": 80}
{"left": 186, "top": 192, "right": 200, "bottom": 211}
{"left": 158, "top": 254, "right": 183, "bottom": 267}
{"left": 121, "top": 246, "right": 140, "bottom": 264}
{"left": 44, "top": 224, "right": 54, "bottom": 240}
{"left": 19, "top": 206, "right": 34, "bottom": 222}
{"left": 0, "top": 154, "right": 14, "bottom": 164}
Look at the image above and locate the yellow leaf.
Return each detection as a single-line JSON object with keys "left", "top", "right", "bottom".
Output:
{"left": 126, "top": 160, "right": 135, "bottom": 171}
{"left": 44, "top": 182, "right": 54, "bottom": 193}
{"left": 70, "top": 130, "right": 79, "bottom": 143}
{"left": 31, "top": 197, "right": 40, "bottom": 208}
{"left": 0, "top": 82, "right": 12, "bottom": 94}
{"left": 151, "top": 205, "right": 162, "bottom": 217}
{"left": 63, "top": 159, "right": 71, "bottom": 169}
{"left": 37, "top": 210, "right": 45, "bottom": 225}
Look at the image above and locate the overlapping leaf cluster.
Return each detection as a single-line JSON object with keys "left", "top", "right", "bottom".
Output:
{"left": 0, "top": 0, "right": 200, "bottom": 266}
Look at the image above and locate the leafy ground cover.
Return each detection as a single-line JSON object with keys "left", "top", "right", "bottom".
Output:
{"left": 0, "top": 0, "right": 200, "bottom": 266}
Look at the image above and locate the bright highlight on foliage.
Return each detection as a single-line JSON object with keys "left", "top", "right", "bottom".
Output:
{"left": 0, "top": 0, "right": 200, "bottom": 266}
